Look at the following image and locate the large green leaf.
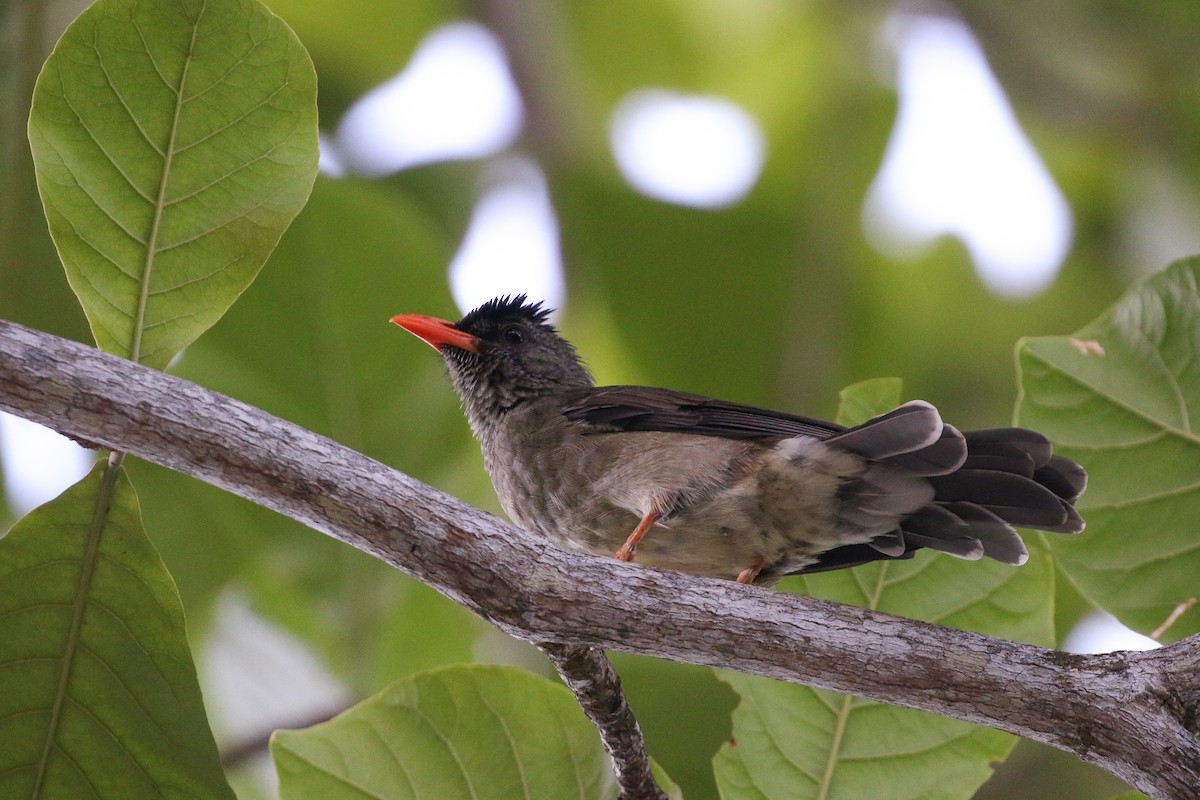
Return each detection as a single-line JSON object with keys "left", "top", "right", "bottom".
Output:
{"left": 28, "top": 0, "right": 318, "bottom": 369}
{"left": 272, "top": 665, "right": 676, "bottom": 800}
{"left": 1016, "top": 256, "right": 1200, "bottom": 639}
{"left": 713, "top": 378, "right": 1054, "bottom": 799}
{"left": 0, "top": 461, "right": 232, "bottom": 799}
{"left": 714, "top": 564, "right": 1051, "bottom": 800}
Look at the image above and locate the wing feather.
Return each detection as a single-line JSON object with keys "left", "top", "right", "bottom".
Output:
{"left": 561, "top": 386, "right": 842, "bottom": 440}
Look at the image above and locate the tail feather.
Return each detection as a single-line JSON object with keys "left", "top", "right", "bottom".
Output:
{"left": 1056, "top": 502, "right": 1086, "bottom": 534}
{"left": 866, "top": 526, "right": 909, "bottom": 557}
{"left": 939, "top": 501, "right": 1029, "bottom": 564}
{"left": 888, "top": 425, "right": 968, "bottom": 477}
{"left": 1036, "top": 455, "right": 1088, "bottom": 502}
{"left": 830, "top": 400, "right": 968, "bottom": 475}
{"left": 829, "top": 401, "right": 945, "bottom": 460}
{"left": 788, "top": 401, "right": 1086, "bottom": 577}
{"left": 930, "top": 468, "right": 1074, "bottom": 529}
{"left": 901, "top": 532, "right": 986, "bottom": 560}
{"left": 899, "top": 505, "right": 987, "bottom": 560}
{"left": 963, "top": 428, "right": 1052, "bottom": 469}
{"left": 960, "top": 450, "right": 1037, "bottom": 478}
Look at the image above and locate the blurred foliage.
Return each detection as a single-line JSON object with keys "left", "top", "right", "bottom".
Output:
{"left": 6, "top": 0, "right": 1200, "bottom": 798}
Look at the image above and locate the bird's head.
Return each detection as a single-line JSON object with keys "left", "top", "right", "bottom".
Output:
{"left": 391, "top": 295, "right": 593, "bottom": 421}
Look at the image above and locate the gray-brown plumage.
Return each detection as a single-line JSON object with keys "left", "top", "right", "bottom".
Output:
{"left": 391, "top": 295, "right": 1086, "bottom": 585}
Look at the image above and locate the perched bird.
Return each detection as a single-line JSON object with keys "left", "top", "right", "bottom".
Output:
{"left": 391, "top": 295, "right": 1085, "bottom": 585}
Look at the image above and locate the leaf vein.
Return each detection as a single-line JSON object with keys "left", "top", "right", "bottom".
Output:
{"left": 58, "top": 92, "right": 157, "bottom": 209}
{"left": 65, "top": 692, "right": 156, "bottom": 785}
{"left": 175, "top": 70, "right": 292, "bottom": 156}
{"left": 1086, "top": 475, "right": 1200, "bottom": 511}
{"left": 474, "top": 684, "right": 531, "bottom": 799}
{"left": 90, "top": 38, "right": 166, "bottom": 160}
{"left": 163, "top": 141, "right": 289, "bottom": 210}
{"left": 1028, "top": 351, "right": 1200, "bottom": 447}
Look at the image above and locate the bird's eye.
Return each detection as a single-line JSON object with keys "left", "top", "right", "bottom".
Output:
{"left": 502, "top": 325, "right": 525, "bottom": 345}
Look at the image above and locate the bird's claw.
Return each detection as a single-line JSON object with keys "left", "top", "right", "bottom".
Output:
{"left": 736, "top": 557, "right": 766, "bottom": 584}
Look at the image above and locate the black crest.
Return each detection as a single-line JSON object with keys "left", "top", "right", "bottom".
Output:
{"left": 457, "top": 294, "right": 554, "bottom": 333}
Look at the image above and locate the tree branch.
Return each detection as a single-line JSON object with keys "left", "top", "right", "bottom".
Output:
{"left": 539, "top": 642, "right": 667, "bottom": 800}
{"left": 2, "top": 320, "right": 1198, "bottom": 799}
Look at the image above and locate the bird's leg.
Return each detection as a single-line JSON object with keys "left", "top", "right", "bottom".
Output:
{"left": 614, "top": 509, "right": 661, "bottom": 562}
{"left": 736, "top": 556, "right": 766, "bottom": 585}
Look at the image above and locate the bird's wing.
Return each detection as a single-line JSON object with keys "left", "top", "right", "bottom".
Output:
{"left": 560, "top": 386, "right": 845, "bottom": 441}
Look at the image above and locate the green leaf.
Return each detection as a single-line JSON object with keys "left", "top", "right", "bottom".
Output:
{"left": 28, "top": 0, "right": 318, "bottom": 369}
{"left": 715, "top": 555, "right": 1052, "bottom": 800}
{"left": 272, "top": 665, "right": 636, "bottom": 800}
{"left": 0, "top": 461, "right": 233, "bottom": 799}
{"left": 715, "top": 681, "right": 1009, "bottom": 800}
{"left": 712, "top": 380, "right": 1055, "bottom": 800}
{"left": 835, "top": 377, "right": 903, "bottom": 426}
{"left": 1016, "top": 256, "right": 1200, "bottom": 639}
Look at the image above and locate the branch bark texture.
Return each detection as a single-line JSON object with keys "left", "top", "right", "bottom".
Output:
{"left": 2, "top": 320, "right": 1199, "bottom": 799}
{"left": 540, "top": 643, "right": 667, "bottom": 800}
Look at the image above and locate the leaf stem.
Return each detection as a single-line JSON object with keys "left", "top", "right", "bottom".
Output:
{"left": 32, "top": 451, "right": 123, "bottom": 796}
{"left": 816, "top": 565, "right": 891, "bottom": 800}
{"left": 132, "top": 14, "right": 199, "bottom": 363}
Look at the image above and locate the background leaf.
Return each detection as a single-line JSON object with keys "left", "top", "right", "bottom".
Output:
{"left": 27, "top": 0, "right": 318, "bottom": 369}
{"left": 271, "top": 665, "right": 641, "bottom": 800}
{"left": 0, "top": 461, "right": 233, "bottom": 799}
{"left": 1016, "top": 256, "right": 1200, "bottom": 640}
{"left": 712, "top": 378, "right": 1055, "bottom": 800}
{"left": 836, "top": 377, "right": 904, "bottom": 426}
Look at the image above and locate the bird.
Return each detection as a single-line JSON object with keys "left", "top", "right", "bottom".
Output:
{"left": 391, "top": 295, "right": 1086, "bottom": 585}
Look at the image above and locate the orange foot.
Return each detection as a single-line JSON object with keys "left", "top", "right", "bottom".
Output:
{"left": 615, "top": 509, "right": 660, "bottom": 562}
{"left": 736, "top": 557, "right": 766, "bottom": 585}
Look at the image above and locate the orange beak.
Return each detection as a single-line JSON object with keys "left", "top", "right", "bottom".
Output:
{"left": 390, "top": 313, "right": 480, "bottom": 353}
